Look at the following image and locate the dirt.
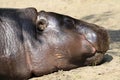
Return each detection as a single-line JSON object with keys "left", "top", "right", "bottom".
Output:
{"left": 0, "top": 0, "right": 120, "bottom": 80}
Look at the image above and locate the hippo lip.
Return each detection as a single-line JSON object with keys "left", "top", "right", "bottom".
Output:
{"left": 86, "top": 38, "right": 96, "bottom": 54}
{"left": 81, "top": 34, "right": 96, "bottom": 55}
{"left": 84, "top": 46, "right": 96, "bottom": 58}
{"left": 91, "top": 46, "right": 96, "bottom": 54}
{"left": 87, "top": 40, "right": 96, "bottom": 54}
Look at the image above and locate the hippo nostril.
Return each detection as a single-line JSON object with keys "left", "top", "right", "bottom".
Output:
{"left": 37, "top": 19, "right": 48, "bottom": 30}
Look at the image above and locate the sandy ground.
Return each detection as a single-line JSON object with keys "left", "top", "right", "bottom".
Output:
{"left": 0, "top": 0, "right": 120, "bottom": 80}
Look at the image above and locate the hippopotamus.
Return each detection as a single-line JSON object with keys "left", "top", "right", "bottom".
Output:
{"left": 0, "top": 8, "right": 109, "bottom": 80}
{"left": 36, "top": 10, "right": 109, "bottom": 66}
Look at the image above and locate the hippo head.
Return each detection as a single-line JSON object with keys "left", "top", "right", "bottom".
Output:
{"left": 35, "top": 10, "right": 106, "bottom": 67}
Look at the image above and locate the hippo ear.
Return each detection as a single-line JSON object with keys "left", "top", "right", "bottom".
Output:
{"left": 36, "top": 18, "right": 48, "bottom": 31}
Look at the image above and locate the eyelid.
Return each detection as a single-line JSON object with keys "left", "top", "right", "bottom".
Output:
{"left": 64, "top": 18, "right": 74, "bottom": 24}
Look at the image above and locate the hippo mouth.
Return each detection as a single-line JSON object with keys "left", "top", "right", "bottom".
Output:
{"left": 81, "top": 34, "right": 97, "bottom": 57}
{"left": 84, "top": 52, "right": 104, "bottom": 66}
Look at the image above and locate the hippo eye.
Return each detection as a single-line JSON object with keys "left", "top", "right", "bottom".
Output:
{"left": 64, "top": 18, "right": 75, "bottom": 29}
{"left": 64, "top": 18, "right": 74, "bottom": 24}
